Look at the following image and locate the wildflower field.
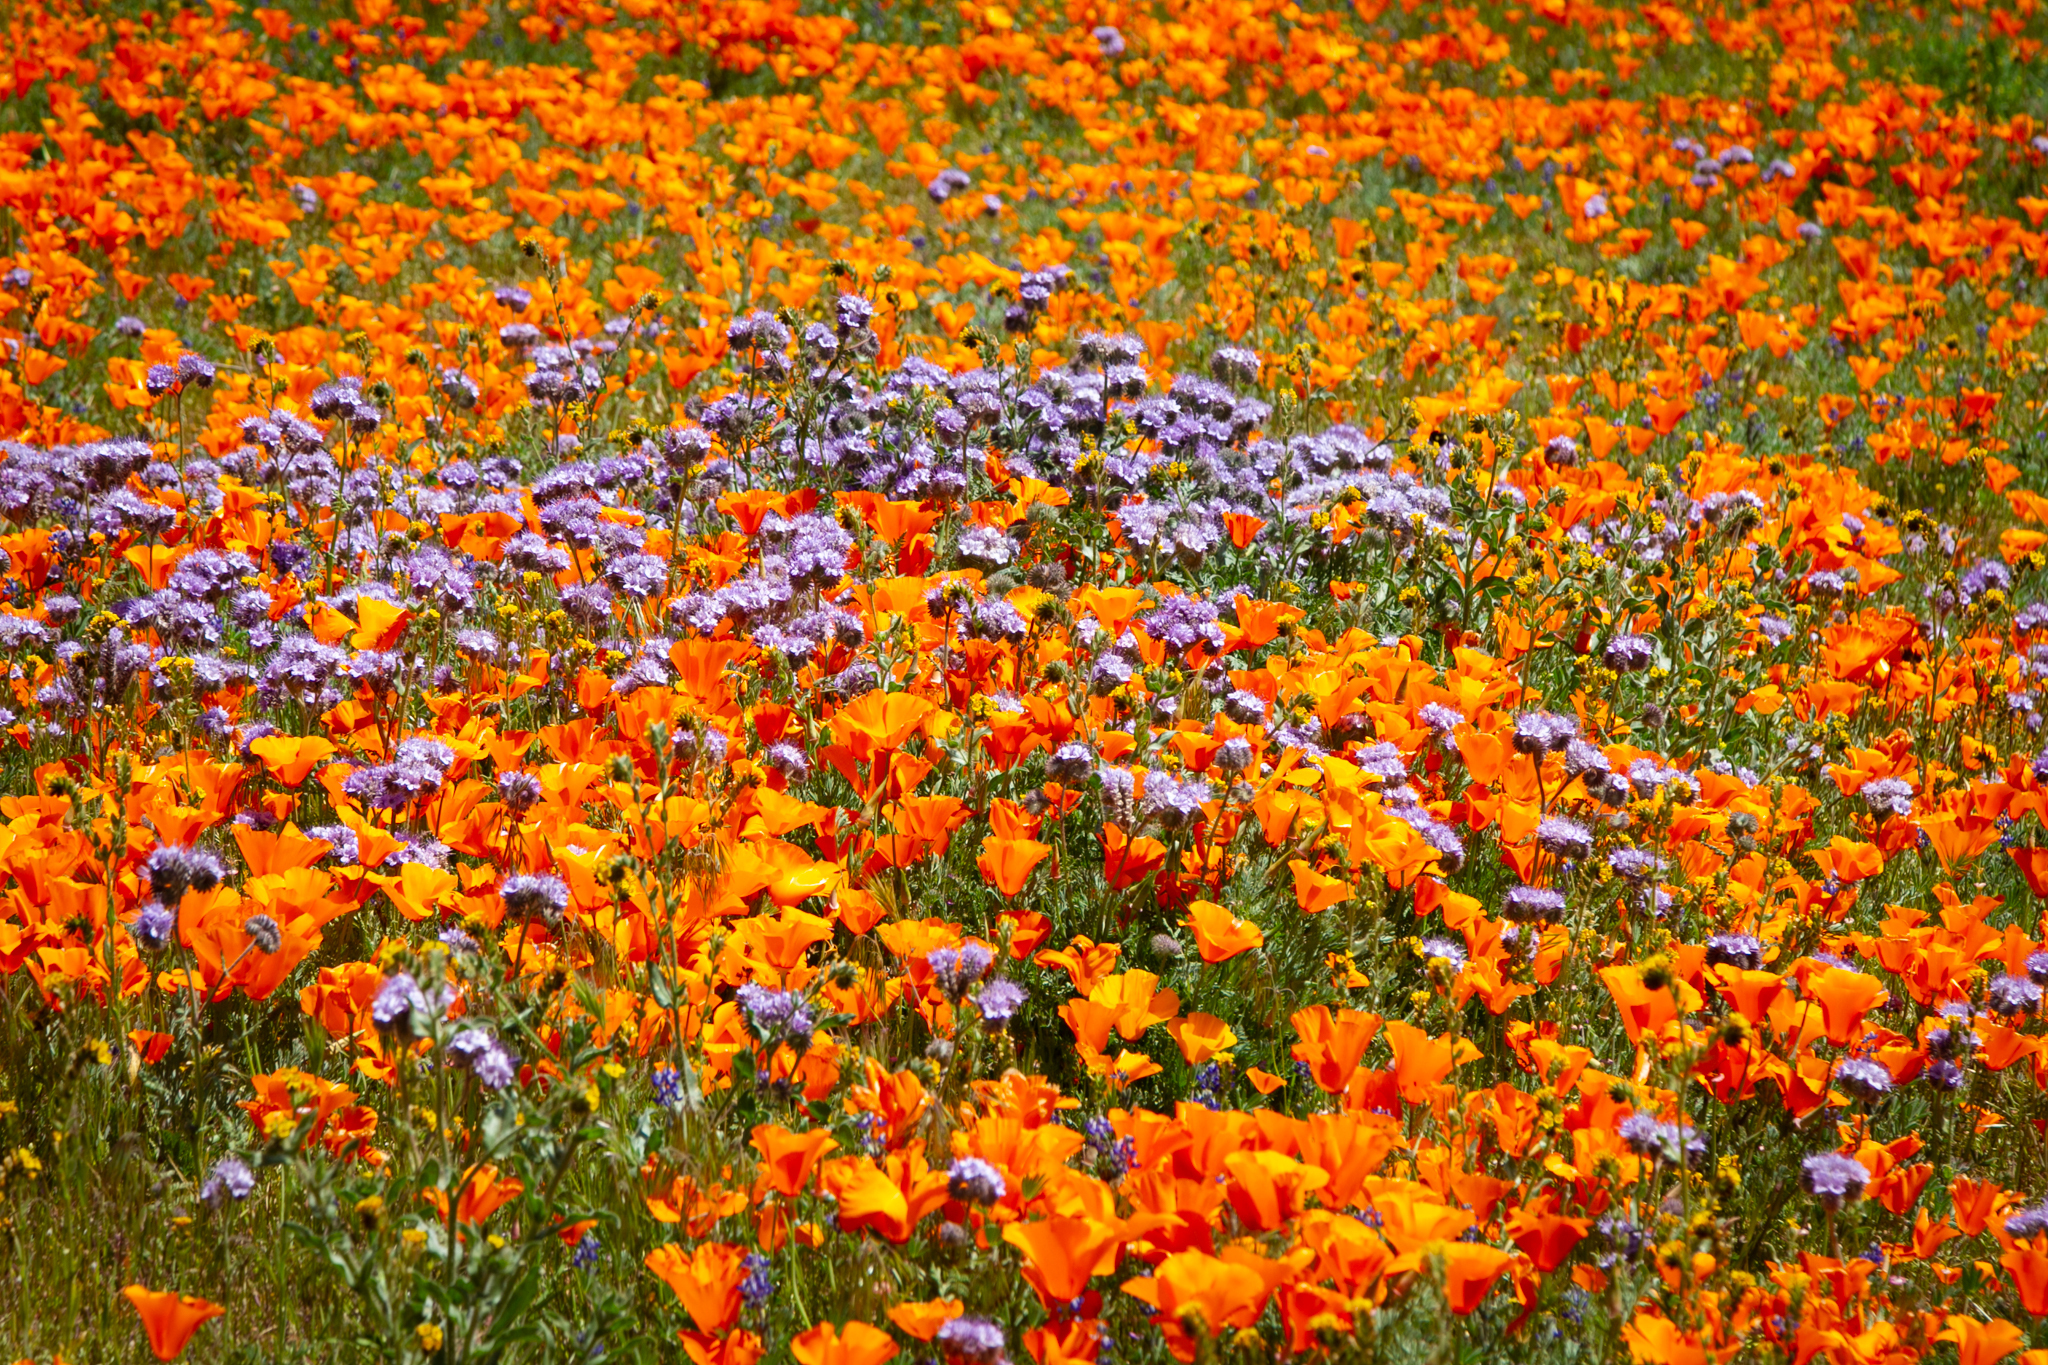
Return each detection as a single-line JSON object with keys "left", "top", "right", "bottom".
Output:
{"left": 6, "top": 0, "right": 2048, "bottom": 1359}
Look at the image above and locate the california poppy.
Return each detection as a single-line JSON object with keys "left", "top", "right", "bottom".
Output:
{"left": 1002, "top": 1214, "right": 1124, "bottom": 1304}
{"left": 1288, "top": 860, "right": 1352, "bottom": 915}
{"left": 122, "top": 1286, "right": 225, "bottom": 1361}
{"left": 1182, "top": 900, "right": 1262, "bottom": 964}
{"left": 791, "top": 1321, "right": 899, "bottom": 1365}
{"left": 645, "top": 1241, "right": 748, "bottom": 1333}
{"left": 976, "top": 835, "right": 1052, "bottom": 898}
{"left": 750, "top": 1123, "right": 839, "bottom": 1197}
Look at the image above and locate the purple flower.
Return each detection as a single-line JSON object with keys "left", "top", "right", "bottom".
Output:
{"left": 1512, "top": 711, "right": 1577, "bottom": 755}
{"left": 1209, "top": 345, "right": 1258, "bottom": 387}
{"left": 1502, "top": 885, "right": 1565, "bottom": 923}
{"left": 1705, "top": 934, "right": 1764, "bottom": 972}
{"left": 1418, "top": 702, "right": 1463, "bottom": 735}
{"left": 975, "top": 978, "right": 1026, "bottom": 1028}
{"left": 1536, "top": 816, "right": 1593, "bottom": 860}
{"left": 926, "top": 168, "right": 973, "bottom": 203}
{"left": 1859, "top": 777, "right": 1913, "bottom": 819}
{"left": 1046, "top": 742, "right": 1093, "bottom": 785}
{"left": 1927, "top": 1008, "right": 1979, "bottom": 1060}
{"left": 242, "top": 914, "right": 282, "bottom": 955}
{"left": 1618, "top": 1115, "right": 1703, "bottom": 1167}
{"left": 2007, "top": 1202, "right": 2048, "bottom": 1239}
{"left": 498, "top": 770, "right": 544, "bottom": 813}
{"left": 1419, "top": 937, "right": 1466, "bottom": 971}
{"left": 1214, "top": 736, "right": 1253, "bottom": 775}
{"left": 132, "top": 902, "right": 177, "bottom": 953}
{"left": 1986, "top": 973, "right": 2042, "bottom": 1018}
{"left": 448, "top": 1028, "right": 520, "bottom": 1090}
{"left": 145, "top": 846, "right": 225, "bottom": 904}
{"left": 1141, "top": 769, "right": 1210, "bottom": 831}
{"left": 740, "top": 1252, "right": 774, "bottom": 1306}
{"left": 606, "top": 552, "right": 668, "bottom": 600}
{"left": 1617, "top": 1112, "right": 1664, "bottom": 1156}
{"left": 1923, "top": 1059, "right": 1965, "bottom": 1092}
{"left": 371, "top": 972, "right": 431, "bottom": 1041}
{"left": 1139, "top": 595, "right": 1224, "bottom": 656}
{"left": 956, "top": 524, "right": 1014, "bottom": 570}
{"left": 764, "top": 742, "right": 811, "bottom": 781}
{"left": 1602, "top": 634, "right": 1655, "bottom": 673}
{"left": 947, "top": 1156, "right": 1006, "bottom": 1204}
{"left": 1608, "top": 847, "right": 1664, "bottom": 882}
{"left": 1834, "top": 1058, "right": 1892, "bottom": 1104}
{"left": 1241, "top": 668, "right": 1299, "bottom": 718}
{"left": 502, "top": 874, "right": 570, "bottom": 925}
{"left": 1092, "top": 24, "right": 1125, "bottom": 57}
{"left": 199, "top": 1156, "right": 255, "bottom": 1208}
{"left": 735, "top": 983, "right": 815, "bottom": 1050}
{"left": 928, "top": 943, "right": 994, "bottom": 1002}
{"left": 1800, "top": 1152, "right": 1868, "bottom": 1211}
{"left": 935, "top": 1315, "right": 1006, "bottom": 1364}
{"left": 784, "top": 514, "right": 854, "bottom": 589}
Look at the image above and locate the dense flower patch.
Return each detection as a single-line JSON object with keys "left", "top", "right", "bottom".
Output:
{"left": 4, "top": 0, "right": 2048, "bottom": 1361}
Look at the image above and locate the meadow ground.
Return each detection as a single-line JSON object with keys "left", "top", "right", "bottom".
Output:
{"left": 3, "top": 0, "right": 2048, "bottom": 1361}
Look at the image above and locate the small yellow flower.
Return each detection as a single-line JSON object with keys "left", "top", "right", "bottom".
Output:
{"left": 416, "top": 1322, "right": 444, "bottom": 1352}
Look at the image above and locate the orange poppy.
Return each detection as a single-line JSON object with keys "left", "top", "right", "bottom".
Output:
{"left": 423, "top": 1164, "right": 525, "bottom": 1225}
{"left": 1166, "top": 1013, "right": 1237, "bottom": 1066}
{"left": 1290, "top": 1006, "right": 1381, "bottom": 1095}
{"left": 121, "top": 1286, "right": 225, "bottom": 1361}
{"left": 1288, "top": 859, "right": 1352, "bottom": 914}
{"left": 975, "top": 835, "right": 1052, "bottom": 898}
{"left": 820, "top": 1149, "right": 950, "bottom": 1244}
{"left": 1122, "top": 1248, "right": 1292, "bottom": 1337}
{"left": 1936, "top": 1316, "right": 2024, "bottom": 1365}
{"left": 645, "top": 1241, "right": 747, "bottom": 1334}
{"left": 750, "top": 1123, "right": 839, "bottom": 1197}
{"left": 1182, "top": 900, "right": 1263, "bottom": 964}
{"left": 791, "top": 1321, "right": 899, "bottom": 1365}
{"left": 1002, "top": 1214, "right": 1125, "bottom": 1304}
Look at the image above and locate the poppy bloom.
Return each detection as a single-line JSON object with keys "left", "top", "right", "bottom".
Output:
{"left": 122, "top": 1287, "right": 225, "bottom": 1361}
